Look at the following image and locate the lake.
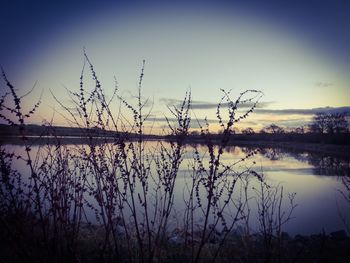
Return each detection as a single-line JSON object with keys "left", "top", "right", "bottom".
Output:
{"left": 3, "top": 141, "right": 350, "bottom": 236}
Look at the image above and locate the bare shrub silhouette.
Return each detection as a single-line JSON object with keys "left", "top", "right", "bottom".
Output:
{"left": 253, "top": 178, "right": 296, "bottom": 263}
{"left": 0, "top": 55, "right": 300, "bottom": 263}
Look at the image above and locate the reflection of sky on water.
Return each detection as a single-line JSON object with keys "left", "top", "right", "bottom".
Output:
{"left": 3, "top": 142, "right": 350, "bottom": 235}
{"left": 266, "top": 171, "right": 347, "bottom": 234}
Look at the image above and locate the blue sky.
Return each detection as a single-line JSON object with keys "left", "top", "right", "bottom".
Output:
{"left": 1, "top": 0, "right": 349, "bottom": 132}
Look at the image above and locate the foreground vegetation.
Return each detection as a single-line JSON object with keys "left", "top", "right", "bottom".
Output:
{"left": 0, "top": 56, "right": 349, "bottom": 263}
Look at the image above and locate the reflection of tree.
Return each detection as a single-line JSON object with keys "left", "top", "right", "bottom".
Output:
{"left": 240, "top": 146, "right": 302, "bottom": 162}
{"left": 240, "top": 145, "right": 350, "bottom": 234}
{"left": 257, "top": 147, "right": 350, "bottom": 234}
{"left": 239, "top": 146, "right": 257, "bottom": 155}
{"left": 264, "top": 148, "right": 350, "bottom": 177}
{"left": 223, "top": 145, "right": 237, "bottom": 154}
{"left": 286, "top": 152, "right": 309, "bottom": 163}
{"left": 258, "top": 147, "right": 287, "bottom": 161}
{"left": 306, "top": 154, "right": 350, "bottom": 176}
{"left": 195, "top": 144, "right": 350, "bottom": 177}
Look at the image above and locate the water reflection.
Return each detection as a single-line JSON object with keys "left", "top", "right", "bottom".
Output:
{"left": 251, "top": 147, "right": 288, "bottom": 161}
{"left": 2, "top": 142, "right": 350, "bottom": 235}
{"left": 236, "top": 145, "right": 350, "bottom": 177}
{"left": 188, "top": 143, "right": 350, "bottom": 234}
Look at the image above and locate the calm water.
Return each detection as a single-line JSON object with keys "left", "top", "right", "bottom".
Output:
{"left": 175, "top": 145, "right": 350, "bottom": 235}
{"left": 4, "top": 142, "right": 350, "bottom": 235}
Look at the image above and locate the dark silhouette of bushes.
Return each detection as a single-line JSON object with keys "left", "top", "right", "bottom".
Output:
{"left": 1, "top": 55, "right": 348, "bottom": 263}
{"left": 309, "top": 112, "right": 349, "bottom": 134}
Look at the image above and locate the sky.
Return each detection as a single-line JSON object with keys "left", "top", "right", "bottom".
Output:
{"left": 0, "top": 0, "right": 349, "bottom": 133}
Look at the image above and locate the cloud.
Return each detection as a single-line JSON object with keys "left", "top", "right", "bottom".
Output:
{"left": 315, "top": 81, "right": 333, "bottom": 88}
{"left": 158, "top": 98, "right": 188, "bottom": 106}
{"left": 190, "top": 101, "right": 272, "bottom": 110}
{"left": 147, "top": 116, "right": 221, "bottom": 129}
{"left": 159, "top": 97, "right": 273, "bottom": 110}
{"left": 265, "top": 118, "right": 311, "bottom": 127}
{"left": 242, "top": 117, "right": 312, "bottom": 128}
{"left": 254, "top": 106, "right": 350, "bottom": 115}
{"left": 149, "top": 116, "right": 217, "bottom": 124}
{"left": 147, "top": 104, "right": 350, "bottom": 131}
{"left": 159, "top": 96, "right": 350, "bottom": 116}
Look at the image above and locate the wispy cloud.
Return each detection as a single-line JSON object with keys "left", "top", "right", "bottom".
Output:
{"left": 254, "top": 106, "right": 350, "bottom": 115}
{"left": 147, "top": 103, "right": 350, "bottom": 131}
{"left": 148, "top": 116, "right": 218, "bottom": 129}
{"left": 148, "top": 116, "right": 217, "bottom": 124}
{"left": 159, "top": 97, "right": 273, "bottom": 110}
{"left": 160, "top": 97, "right": 350, "bottom": 116}
{"left": 243, "top": 117, "right": 312, "bottom": 128}
{"left": 315, "top": 81, "right": 333, "bottom": 88}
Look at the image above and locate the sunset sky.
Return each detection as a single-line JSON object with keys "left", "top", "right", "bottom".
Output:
{"left": 1, "top": 0, "right": 349, "bottom": 133}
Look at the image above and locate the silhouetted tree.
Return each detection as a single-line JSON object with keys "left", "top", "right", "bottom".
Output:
{"left": 292, "top": 126, "right": 305, "bottom": 134}
{"left": 309, "top": 112, "right": 328, "bottom": 134}
{"left": 309, "top": 112, "right": 348, "bottom": 134}
{"left": 241, "top": 127, "right": 255, "bottom": 135}
{"left": 327, "top": 113, "right": 348, "bottom": 134}
{"left": 259, "top": 128, "right": 267, "bottom": 134}
{"left": 264, "top": 123, "right": 284, "bottom": 134}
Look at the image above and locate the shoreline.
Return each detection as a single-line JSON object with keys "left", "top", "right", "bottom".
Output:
{"left": 1, "top": 135, "right": 350, "bottom": 158}
{"left": 227, "top": 140, "right": 350, "bottom": 158}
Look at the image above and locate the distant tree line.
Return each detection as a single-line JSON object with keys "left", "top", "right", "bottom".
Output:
{"left": 238, "top": 112, "right": 349, "bottom": 135}
{"left": 308, "top": 112, "right": 348, "bottom": 134}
